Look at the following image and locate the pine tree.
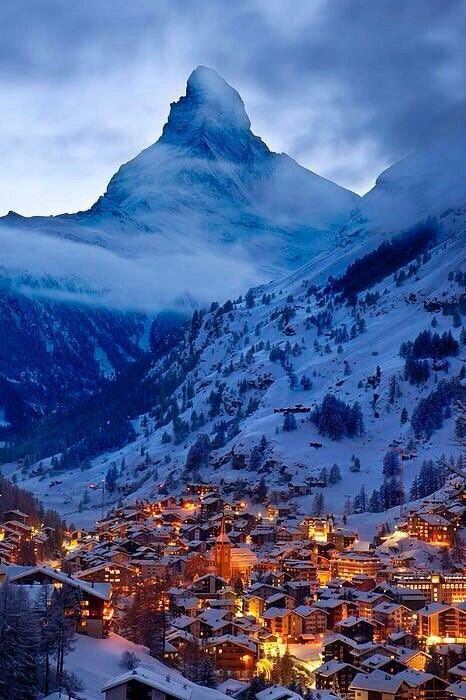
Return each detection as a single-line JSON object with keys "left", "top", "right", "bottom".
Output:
{"left": 256, "top": 477, "right": 267, "bottom": 503}
{"left": 329, "top": 463, "right": 342, "bottom": 484}
{"left": 312, "top": 493, "right": 324, "bottom": 516}
{"left": 383, "top": 449, "right": 400, "bottom": 478}
{"left": 260, "top": 435, "right": 268, "bottom": 452}
{"left": 247, "top": 675, "right": 268, "bottom": 700}
{"left": 319, "top": 467, "right": 328, "bottom": 485}
{"left": 105, "top": 464, "right": 118, "bottom": 492}
{"left": 283, "top": 412, "right": 297, "bottom": 432}
{"left": 369, "top": 489, "right": 382, "bottom": 512}
{"left": 197, "top": 656, "right": 217, "bottom": 687}
{"left": 249, "top": 446, "right": 263, "bottom": 473}
{"left": 350, "top": 455, "right": 361, "bottom": 472}
{"left": 278, "top": 650, "right": 295, "bottom": 686}
{"left": 245, "top": 289, "right": 255, "bottom": 309}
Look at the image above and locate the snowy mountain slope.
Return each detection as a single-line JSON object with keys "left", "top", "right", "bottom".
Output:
{"left": 0, "top": 67, "right": 360, "bottom": 429}
{"left": 1, "top": 66, "right": 359, "bottom": 283}
{"left": 13, "top": 213, "right": 465, "bottom": 525}
{"left": 338, "top": 107, "right": 466, "bottom": 243}
{"left": 0, "top": 278, "right": 149, "bottom": 430}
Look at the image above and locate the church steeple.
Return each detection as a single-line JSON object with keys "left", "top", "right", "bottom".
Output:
{"left": 214, "top": 514, "right": 231, "bottom": 581}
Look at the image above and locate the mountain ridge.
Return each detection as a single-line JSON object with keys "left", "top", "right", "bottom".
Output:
{"left": 1, "top": 67, "right": 359, "bottom": 284}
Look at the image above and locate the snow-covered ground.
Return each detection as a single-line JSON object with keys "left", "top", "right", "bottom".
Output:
{"left": 65, "top": 633, "right": 228, "bottom": 700}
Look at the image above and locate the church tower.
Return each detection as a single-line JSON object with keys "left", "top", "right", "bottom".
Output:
{"left": 214, "top": 515, "right": 232, "bottom": 581}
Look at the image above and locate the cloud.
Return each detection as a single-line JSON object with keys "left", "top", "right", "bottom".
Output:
{"left": 0, "top": 0, "right": 465, "bottom": 215}
{"left": 0, "top": 225, "right": 262, "bottom": 312}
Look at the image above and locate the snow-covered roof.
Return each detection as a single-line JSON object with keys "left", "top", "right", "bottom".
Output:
{"left": 350, "top": 670, "right": 406, "bottom": 693}
{"left": 448, "top": 661, "right": 466, "bottom": 679}
{"left": 419, "top": 602, "right": 452, "bottom": 616}
{"left": 206, "top": 633, "right": 257, "bottom": 652}
{"left": 315, "top": 660, "right": 353, "bottom": 676}
{"left": 102, "top": 667, "right": 191, "bottom": 699}
{"left": 446, "top": 681, "right": 466, "bottom": 699}
{"left": 256, "top": 685, "right": 304, "bottom": 700}
{"left": 10, "top": 565, "right": 111, "bottom": 600}
{"left": 396, "top": 669, "right": 438, "bottom": 687}
{"left": 217, "top": 679, "right": 249, "bottom": 696}
{"left": 263, "top": 607, "right": 291, "bottom": 620}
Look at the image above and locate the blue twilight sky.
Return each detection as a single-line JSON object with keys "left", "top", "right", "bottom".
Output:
{"left": 0, "top": 0, "right": 465, "bottom": 216}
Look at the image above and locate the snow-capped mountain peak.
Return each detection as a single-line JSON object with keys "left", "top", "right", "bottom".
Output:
{"left": 160, "top": 65, "right": 254, "bottom": 151}
{"left": 0, "top": 66, "right": 360, "bottom": 292}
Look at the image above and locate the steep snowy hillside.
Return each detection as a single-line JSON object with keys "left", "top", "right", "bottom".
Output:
{"left": 339, "top": 108, "right": 466, "bottom": 243}
{"left": 1, "top": 67, "right": 359, "bottom": 282}
{"left": 0, "top": 277, "right": 149, "bottom": 432}
{"left": 13, "top": 215, "right": 465, "bottom": 524}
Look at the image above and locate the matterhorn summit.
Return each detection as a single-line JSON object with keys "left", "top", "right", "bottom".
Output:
{"left": 1, "top": 66, "right": 359, "bottom": 282}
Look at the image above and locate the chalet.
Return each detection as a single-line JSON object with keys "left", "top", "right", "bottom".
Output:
{"left": 349, "top": 670, "right": 411, "bottom": 700}
{"left": 200, "top": 496, "right": 225, "bottom": 518}
{"left": 407, "top": 511, "right": 457, "bottom": 546}
{"left": 335, "top": 551, "right": 381, "bottom": 580}
{"left": 248, "top": 582, "right": 285, "bottom": 601}
{"left": 132, "top": 559, "right": 162, "bottom": 581}
{"left": 265, "top": 592, "right": 295, "bottom": 611}
{"left": 335, "top": 616, "right": 377, "bottom": 644}
{"left": 304, "top": 515, "right": 333, "bottom": 542}
{"left": 313, "top": 598, "right": 359, "bottom": 628}
{"left": 398, "top": 669, "right": 449, "bottom": 700}
{"left": 205, "top": 634, "right": 258, "bottom": 680}
{"left": 263, "top": 608, "right": 293, "bottom": 640}
{"left": 360, "top": 654, "right": 408, "bottom": 675}
{"left": 256, "top": 685, "right": 306, "bottom": 700}
{"left": 189, "top": 573, "right": 228, "bottom": 598}
{"left": 86, "top": 559, "right": 138, "bottom": 589}
{"left": 282, "top": 560, "right": 317, "bottom": 582}
{"left": 355, "top": 591, "right": 389, "bottom": 619}
{"left": 184, "top": 483, "right": 219, "bottom": 498}
{"left": 352, "top": 574, "right": 378, "bottom": 592}
{"left": 9, "top": 565, "right": 112, "bottom": 638}
{"left": 3, "top": 510, "right": 30, "bottom": 525}
{"left": 172, "top": 615, "right": 201, "bottom": 638}
{"left": 102, "top": 668, "right": 191, "bottom": 700}
{"left": 448, "top": 661, "right": 466, "bottom": 684}
{"left": 328, "top": 529, "right": 358, "bottom": 552}
{"left": 243, "top": 594, "right": 265, "bottom": 619}
{"left": 394, "top": 648, "right": 430, "bottom": 672}
{"left": 3, "top": 520, "right": 33, "bottom": 539}
{"left": 250, "top": 527, "right": 276, "bottom": 547}
{"left": 285, "top": 580, "right": 314, "bottom": 604}
{"left": 324, "top": 633, "right": 361, "bottom": 664}
{"left": 276, "top": 527, "right": 305, "bottom": 544}
{"left": 418, "top": 603, "right": 466, "bottom": 644}
{"left": 314, "top": 660, "right": 359, "bottom": 697}
{"left": 373, "top": 601, "right": 414, "bottom": 635}
{"left": 293, "top": 605, "right": 328, "bottom": 635}
{"left": 287, "top": 482, "right": 312, "bottom": 497}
